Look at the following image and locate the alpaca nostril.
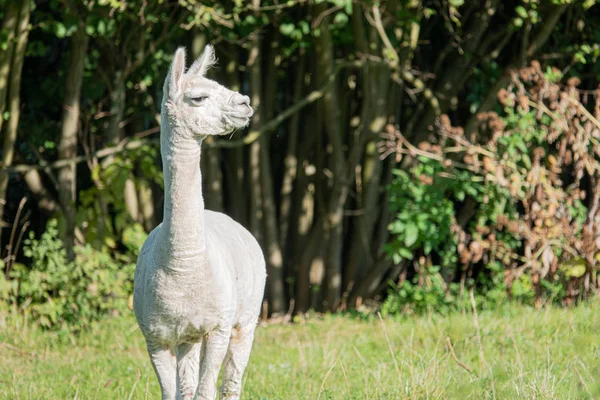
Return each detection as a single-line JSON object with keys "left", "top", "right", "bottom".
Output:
{"left": 235, "top": 95, "right": 250, "bottom": 107}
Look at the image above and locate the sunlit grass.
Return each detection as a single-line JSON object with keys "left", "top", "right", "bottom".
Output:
{"left": 1, "top": 301, "right": 599, "bottom": 399}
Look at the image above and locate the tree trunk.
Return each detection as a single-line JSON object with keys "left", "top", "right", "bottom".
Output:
{"left": 259, "top": 139, "right": 286, "bottom": 314}
{"left": 279, "top": 53, "right": 305, "bottom": 252}
{"left": 313, "top": 5, "right": 351, "bottom": 311}
{"left": 0, "top": 0, "right": 30, "bottom": 248}
{"left": 220, "top": 45, "right": 247, "bottom": 223}
{"left": 293, "top": 100, "right": 320, "bottom": 313}
{"left": 137, "top": 177, "right": 156, "bottom": 231}
{"left": 23, "top": 170, "right": 59, "bottom": 214}
{"left": 107, "top": 70, "right": 126, "bottom": 145}
{"left": 343, "top": 78, "right": 390, "bottom": 281}
{"left": 248, "top": 37, "right": 263, "bottom": 245}
{"left": 201, "top": 137, "right": 224, "bottom": 212}
{"left": 344, "top": 10, "right": 390, "bottom": 297}
{"left": 348, "top": 258, "right": 396, "bottom": 306}
{"left": 193, "top": 32, "right": 224, "bottom": 212}
{"left": 247, "top": 6, "right": 286, "bottom": 314}
{"left": 105, "top": 69, "right": 140, "bottom": 223}
{"left": 58, "top": 23, "right": 88, "bottom": 256}
{"left": 0, "top": 2, "right": 19, "bottom": 135}
{"left": 256, "top": 24, "right": 287, "bottom": 315}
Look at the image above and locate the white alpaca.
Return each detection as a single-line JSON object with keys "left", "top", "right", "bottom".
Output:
{"left": 133, "top": 45, "right": 266, "bottom": 400}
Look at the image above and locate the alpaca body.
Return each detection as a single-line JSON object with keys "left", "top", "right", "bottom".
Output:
{"left": 133, "top": 45, "right": 264, "bottom": 400}
{"left": 134, "top": 212, "right": 265, "bottom": 348}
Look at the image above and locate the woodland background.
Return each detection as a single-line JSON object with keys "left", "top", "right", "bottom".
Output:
{"left": 1, "top": 0, "right": 600, "bottom": 330}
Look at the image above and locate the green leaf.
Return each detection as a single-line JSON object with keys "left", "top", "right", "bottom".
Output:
{"left": 279, "top": 23, "right": 295, "bottom": 36}
{"left": 583, "top": 0, "right": 595, "bottom": 9}
{"left": 97, "top": 20, "right": 107, "bottom": 36}
{"left": 398, "top": 247, "right": 413, "bottom": 260}
{"left": 424, "top": 241, "right": 433, "bottom": 255}
{"left": 521, "top": 154, "right": 532, "bottom": 169}
{"left": 333, "top": 12, "right": 348, "bottom": 26}
{"left": 449, "top": 0, "right": 464, "bottom": 6}
{"left": 298, "top": 21, "right": 310, "bottom": 35}
{"left": 423, "top": 8, "right": 436, "bottom": 18}
{"left": 54, "top": 22, "right": 67, "bottom": 38}
{"left": 344, "top": 0, "right": 352, "bottom": 14}
{"left": 574, "top": 52, "right": 587, "bottom": 64}
{"left": 513, "top": 17, "right": 523, "bottom": 27}
{"left": 561, "top": 257, "right": 587, "bottom": 278}
{"left": 404, "top": 223, "right": 419, "bottom": 247}
{"left": 515, "top": 6, "right": 528, "bottom": 19}
{"left": 516, "top": 140, "right": 528, "bottom": 153}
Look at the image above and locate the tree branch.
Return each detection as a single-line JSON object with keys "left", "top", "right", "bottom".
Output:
{"left": 205, "top": 59, "right": 364, "bottom": 149}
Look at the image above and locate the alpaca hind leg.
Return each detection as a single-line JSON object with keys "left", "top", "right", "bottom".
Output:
{"left": 176, "top": 342, "right": 201, "bottom": 400}
{"left": 220, "top": 325, "right": 256, "bottom": 400}
{"left": 196, "top": 327, "right": 232, "bottom": 400}
{"left": 148, "top": 344, "right": 178, "bottom": 400}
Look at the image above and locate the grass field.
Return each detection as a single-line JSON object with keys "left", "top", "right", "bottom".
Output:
{"left": 1, "top": 302, "right": 599, "bottom": 399}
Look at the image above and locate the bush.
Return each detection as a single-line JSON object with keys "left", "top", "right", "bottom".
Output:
{"left": 383, "top": 63, "right": 600, "bottom": 313}
{"left": 0, "top": 219, "right": 140, "bottom": 332}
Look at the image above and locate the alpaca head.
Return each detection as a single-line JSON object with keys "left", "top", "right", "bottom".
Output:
{"left": 162, "top": 45, "right": 253, "bottom": 137}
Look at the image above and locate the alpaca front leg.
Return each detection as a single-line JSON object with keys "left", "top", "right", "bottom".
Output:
{"left": 148, "top": 345, "right": 178, "bottom": 400}
{"left": 220, "top": 325, "right": 256, "bottom": 400}
{"left": 176, "top": 342, "right": 201, "bottom": 400}
{"left": 196, "top": 327, "right": 231, "bottom": 400}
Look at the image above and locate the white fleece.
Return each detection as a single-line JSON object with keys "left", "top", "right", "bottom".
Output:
{"left": 133, "top": 45, "right": 266, "bottom": 400}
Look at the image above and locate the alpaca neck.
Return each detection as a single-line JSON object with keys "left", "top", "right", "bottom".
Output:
{"left": 158, "top": 118, "right": 206, "bottom": 264}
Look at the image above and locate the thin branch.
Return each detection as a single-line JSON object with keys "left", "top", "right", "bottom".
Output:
{"left": 4, "top": 197, "right": 27, "bottom": 276}
{"left": 369, "top": 4, "right": 440, "bottom": 117}
{"left": 206, "top": 60, "right": 364, "bottom": 149}
{"left": 371, "top": 5, "right": 398, "bottom": 67}
{"left": 312, "top": 5, "right": 343, "bottom": 28}
{"left": 3, "top": 136, "right": 158, "bottom": 173}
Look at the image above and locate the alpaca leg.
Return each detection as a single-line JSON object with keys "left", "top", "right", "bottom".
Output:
{"left": 196, "top": 327, "right": 231, "bottom": 400}
{"left": 148, "top": 345, "right": 178, "bottom": 400}
{"left": 176, "top": 342, "right": 201, "bottom": 400}
{"left": 220, "top": 325, "right": 256, "bottom": 400}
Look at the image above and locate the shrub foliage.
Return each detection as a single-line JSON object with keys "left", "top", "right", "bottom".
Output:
{"left": 0, "top": 220, "right": 141, "bottom": 331}
{"left": 383, "top": 63, "right": 600, "bottom": 314}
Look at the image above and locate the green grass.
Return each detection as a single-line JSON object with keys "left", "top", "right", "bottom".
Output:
{"left": 1, "top": 302, "right": 599, "bottom": 399}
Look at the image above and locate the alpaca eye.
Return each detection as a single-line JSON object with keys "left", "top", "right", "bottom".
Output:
{"left": 190, "top": 96, "right": 208, "bottom": 103}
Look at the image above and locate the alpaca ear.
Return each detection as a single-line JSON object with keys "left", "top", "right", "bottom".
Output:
{"left": 167, "top": 47, "right": 186, "bottom": 98}
{"left": 188, "top": 44, "right": 217, "bottom": 76}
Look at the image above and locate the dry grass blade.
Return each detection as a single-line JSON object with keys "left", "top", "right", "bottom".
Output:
{"left": 574, "top": 365, "right": 593, "bottom": 397}
{"left": 507, "top": 326, "right": 524, "bottom": 387}
{"left": 127, "top": 368, "right": 141, "bottom": 400}
{"left": 470, "top": 289, "right": 487, "bottom": 372}
{"left": 316, "top": 360, "right": 337, "bottom": 400}
{"left": 445, "top": 337, "right": 474, "bottom": 374}
{"left": 377, "top": 312, "right": 401, "bottom": 379}
{"left": 0, "top": 342, "right": 29, "bottom": 358}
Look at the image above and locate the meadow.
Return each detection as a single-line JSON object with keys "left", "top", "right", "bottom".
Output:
{"left": 1, "top": 302, "right": 599, "bottom": 400}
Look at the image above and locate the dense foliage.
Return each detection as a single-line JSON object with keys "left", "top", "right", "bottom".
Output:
{"left": 0, "top": 0, "right": 599, "bottom": 327}
{"left": 0, "top": 219, "right": 142, "bottom": 332}
{"left": 383, "top": 64, "right": 600, "bottom": 314}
